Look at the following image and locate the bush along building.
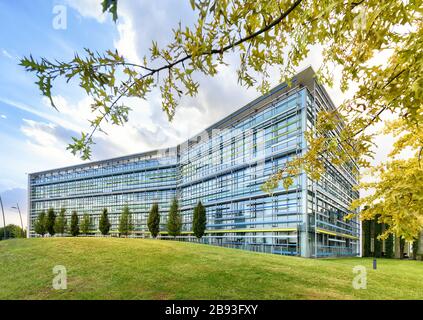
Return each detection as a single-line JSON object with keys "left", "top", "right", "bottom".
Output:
{"left": 362, "top": 217, "right": 422, "bottom": 260}
{"left": 28, "top": 67, "right": 360, "bottom": 258}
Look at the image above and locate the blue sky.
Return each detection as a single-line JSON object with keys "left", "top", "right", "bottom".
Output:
{"left": 0, "top": 0, "right": 393, "bottom": 228}
{"left": 0, "top": 0, "right": 120, "bottom": 225}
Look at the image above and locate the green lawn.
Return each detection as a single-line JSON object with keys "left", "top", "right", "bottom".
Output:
{"left": 0, "top": 237, "right": 422, "bottom": 300}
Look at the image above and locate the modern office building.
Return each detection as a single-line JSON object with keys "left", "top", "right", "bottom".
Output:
{"left": 28, "top": 67, "right": 360, "bottom": 258}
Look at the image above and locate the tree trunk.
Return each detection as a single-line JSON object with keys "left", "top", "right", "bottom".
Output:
{"left": 394, "top": 236, "right": 401, "bottom": 259}
{"left": 399, "top": 238, "right": 405, "bottom": 259}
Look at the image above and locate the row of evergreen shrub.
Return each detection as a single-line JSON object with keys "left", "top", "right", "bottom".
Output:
{"left": 33, "top": 198, "right": 207, "bottom": 239}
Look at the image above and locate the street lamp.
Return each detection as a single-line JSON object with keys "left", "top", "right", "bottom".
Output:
{"left": 0, "top": 196, "right": 6, "bottom": 240}
{"left": 11, "top": 203, "right": 24, "bottom": 235}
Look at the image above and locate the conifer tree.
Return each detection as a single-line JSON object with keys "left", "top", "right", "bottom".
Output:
{"left": 167, "top": 198, "right": 181, "bottom": 238}
{"left": 54, "top": 208, "right": 67, "bottom": 235}
{"left": 118, "top": 206, "right": 133, "bottom": 237}
{"left": 99, "top": 208, "right": 111, "bottom": 236}
{"left": 46, "top": 208, "right": 56, "bottom": 236}
{"left": 147, "top": 203, "right": 160, "bottom": 238}
{"left": 34, "top": 210, "right": 47, "bottom": 237}
{"left": 193, "top": 201, "right": 206, "bottom": 239}
{"left": 70, "top": 211, "right": 80, "bottom": 237}
{"left": 80, "top": 213, "right": 91, "bottom": 235}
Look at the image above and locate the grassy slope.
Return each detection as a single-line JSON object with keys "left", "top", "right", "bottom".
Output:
{"left": 0, "top": 238, "right": 422, "bottom": 300}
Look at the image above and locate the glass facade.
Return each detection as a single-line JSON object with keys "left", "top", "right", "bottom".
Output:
{"left": 28, "top": 67, "right": 360, "bottom": 258}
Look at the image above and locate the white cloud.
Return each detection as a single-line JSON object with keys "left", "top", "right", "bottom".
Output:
{"left": 113, "top": 13, "right": 141, "bottom": 64}
{"left": 0, "top": 97, "right": 83, "bottom": 133}
{"left": 113, "top": 1, "right": 193, "bottom": 57}
{"left": 20, "top": 119, "right": 81, "bottom": 166}
{"left": 0, "top": 114, "right": 6, "bottom": 119}
{"left": 1, "top": 49, "right": 14, "bottom": 60}
{"left": 21, "top": 119, "right": 59, "bottom": 146}
{"left": 65, "top": 0, "right": 107, "bottom": 23}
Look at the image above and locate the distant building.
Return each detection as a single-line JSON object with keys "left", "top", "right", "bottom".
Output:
{"left": 28, "top": 67, "right": 360, "bottom": 257}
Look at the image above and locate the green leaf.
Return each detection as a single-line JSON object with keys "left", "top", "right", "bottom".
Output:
{"left": 101, "top": 0, "right": 118, "bottom": 22}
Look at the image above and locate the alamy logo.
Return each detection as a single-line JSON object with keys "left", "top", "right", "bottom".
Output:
{"left": 52, "top": 5, "right": 67, "bottom": 30}
{"left": 352, "top": 265, "right": 367, "bottom": 290}
{"left": 52, "top": 265, "right": 67, "bottom": 290}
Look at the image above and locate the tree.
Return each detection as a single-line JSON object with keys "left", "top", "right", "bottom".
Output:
{"left": 147, "top": 203, "right": 160, "bottom": 238}
{"left": 192, "top": 201, "right": 206, "bottom": 239}
{"left": 45, "top": 208, "right": 56, "bottom": 236}
{"left": 54, "top": 208, "right": 67, "bottom": 235}
{"left": 80, "top": 213, "right": 91, "bottom": 235}
{"left": 385, "top": 232, "right": 394, "bottom": 259}
{"left": 0, "top": 224, "right": 25, "bottom": 240}
{"left": 412, "top": 237, "right": 419, "bottom": 260}
{"left": 167, "top": 198, "right": 182, "bottom": 238}
{"left": 21, "top": 1, "right": 422, "bottom": 239}
{"left": 118, "top": 206, "right": 133, "bottom": 237}
{"left": 373, "top": 217, "right": 382, "bottom": 258}
{"left": 354, "top": 155, "right": 423, "bottom": 243}
{"left": 70, "top": 211, "right": 80, "bottom": 237}
{"left": 362, "top": 219, "right": 371, "bottom": 257}
{"left": 99, "top": 208, "right": 111, "bottom": 236}
{"left": 34, "top": 210, "right": 47, "bottom": 237}
{"left": 399, "top": 237, "right": 406, "bottom": 259}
